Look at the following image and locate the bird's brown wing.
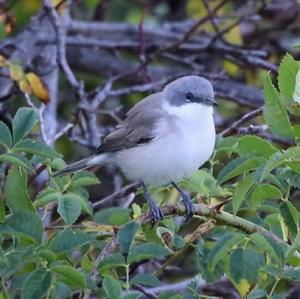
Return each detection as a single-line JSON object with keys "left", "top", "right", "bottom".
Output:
{"left": 97, "top": 93, "right": 165, "bottom": 153}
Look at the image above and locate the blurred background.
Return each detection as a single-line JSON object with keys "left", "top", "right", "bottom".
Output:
{"left": 1, "top": 0, "right": 300, "bottom": 297}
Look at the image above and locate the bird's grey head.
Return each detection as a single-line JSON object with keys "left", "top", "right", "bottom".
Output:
{"left": 163, "top": 76, "right": 216, "bottom": 107}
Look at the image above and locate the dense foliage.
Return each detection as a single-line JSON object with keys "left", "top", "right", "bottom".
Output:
{"left": 1, "top": 0, "right": 300, "bottom": 298}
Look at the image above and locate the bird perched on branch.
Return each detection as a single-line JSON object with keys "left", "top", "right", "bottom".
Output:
{"left": 53, "top": 76, "right": 217, "bottom": 222}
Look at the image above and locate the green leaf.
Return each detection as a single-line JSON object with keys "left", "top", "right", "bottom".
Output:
{"left": 285, "top": 230, "right": 300, "bottom": 261}
{"left": 280, "top": 201, "right": 299, "bottom": 237}
{"left": 21, "top": 268, "right": 52, "bottom": 299}
{"left": 118, "top": 222, "right": 140, "bottom": 255}
{"left": 181, "top": 170, "right": 226, "bottom": 197}
{"left": 34, "top": 188, "right": 61, "bottom": 207}
{"left": 98, "top": 253, "right": 126, "bottom": 272}
{"left": 0, "top": 193, "right": 5, "bottom": 223}
{"left": 57, "top": 193, "right": 81, "bottom": 225}
{"left": 259, "top": 147, "right": 300, "bottom": 182}
{"left": 228, "top": 248, "right": 262, "bottom": 297}
{"left": 122, "top": 292, "right": 142, "bottom": 299}
{"left": 0, "top": 121, "right": 12, "bottom": 149}
{"left": 94, "top": 207, "right": 131, "bottom": 225}
{"left": 248, "top": 289, "right": 268, "bottom": 299}
{"left": 250, "top": 233, "right": 284, "bottom": 264}
{"left": 215, "top": 136, "right": 239, "bottom": 153}
{"left": 263, "top": 74, "right": 294, "bottom": 138}
{"left": 251, "top": 184, "right": 282, "bottom": 207}
{"left": 5, "top": 167, "right": 35, "bottom": 213}
{"left": 103, "top": 277, "right": 122, "bottom": 299}
{"left": 71, "top": 171, "right": 100, "bottom": 187}
{"left": 50, "top": 265, "right": 86, "bottom": 288}
{"left": 232, "top": 176, "right": 253, "bottom": 215}
{"left": 207, "top": 233, "right": 245, "bottom": 272}
{"left": 0, "top": 153, "right": 34, "bottom": 172}
{"left": 13, "top": 139, "right": 61, "bottom": 158}
{"left": 238, "top": 135, "right": 278, "bottom": 157}
{"left": 278, "top": 53, "right": 300, "bottom": 116}
{"left": 12, "top": 108, "right": 38, "bottom": 144}
{"left": 128, "top": 243, "right": 169, "bottom": 264}
{"left": 218, "top": 157, "right": 265, "bottom": 184}
{"left": 282, "top": 269, "right": 300, "bottom": 281}
{"left": 52, "top": 282, "right": 72, "bottom": 299}
{"left": 0, "top": 211, "right": 43, "bottom": 243}
{"left": 131, "top": 273, "right": 160, "bottom": 287}
{"left": 49, "top": 230, "right": 94, "bottom": 252}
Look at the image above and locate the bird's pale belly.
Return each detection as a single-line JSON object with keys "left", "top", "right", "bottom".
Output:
{"left": 116, "top": 127, "right": 216, "bottom": 186}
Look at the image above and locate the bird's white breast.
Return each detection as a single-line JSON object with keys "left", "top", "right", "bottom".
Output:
{"left": 116, "top": 102, "right": 216, "bottom": 186}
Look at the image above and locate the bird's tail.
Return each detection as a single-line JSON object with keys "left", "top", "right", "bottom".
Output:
{"left": 52, "top": 154, "right": 109, "bottom": 177}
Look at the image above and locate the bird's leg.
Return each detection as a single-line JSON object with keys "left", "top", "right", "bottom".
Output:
{"left": 172, "top": 182, "right": 195, "bottom": 222}
{"left": 140, "top": 180, "right": 164, "bottom": 222}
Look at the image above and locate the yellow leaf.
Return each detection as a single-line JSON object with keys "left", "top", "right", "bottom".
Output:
{"left": 9, "top": 63, "right": 24, "bottom": 81}
{"left": 26, "top": 72, "right": 50, "bottom": 104}
{"left": 233, "top": 278, "right": 251, "bottom": 297}
{"left": 0, "top": 55, "right": 8, "bottom": 67}
{"left": 18, "top": 79, "right": 32, "bottom": 94}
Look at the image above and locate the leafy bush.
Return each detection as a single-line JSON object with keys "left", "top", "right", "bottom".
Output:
{"left": 1, "top": 53, "right": 300, "bottom": 298}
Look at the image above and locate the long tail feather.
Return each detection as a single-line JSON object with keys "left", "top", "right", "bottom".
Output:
{"left": 53, "top": 154, "right": 111, "bottom": 177}
{"left": 52, "top": 157, "right": 93, "bottom": 177}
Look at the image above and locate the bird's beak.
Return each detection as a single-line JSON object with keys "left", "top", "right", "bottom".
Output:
{"left": 202, "top": 98, "right": 218, "bottom": 107}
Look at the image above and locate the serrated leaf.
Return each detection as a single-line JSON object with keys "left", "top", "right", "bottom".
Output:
{"left": 103, "top": 277, "right": 122, "bottom": 299}
{"left": 250, "top": 233, "right": 284, "bottom": 264}
{"left": 181, "top": 169, "right": 226, "bottom": 197}
{"left": 259, "top": 147, "right": 300, "bottom": 182}
{"left": 131, "top": 273, "right": 160, "bottom": 287}
{"left": 279, "top": 53, "right": 299, "bottom": 101}
{"left": 51, "top": 265, "right": 86, "bottom": 288}
{"left": 0, "top": 153, "right": 34, "bottom": 172}
{"left": 284, "top": 170, "right": 300, "bottom": 188}
{"left": 278, "top": 54, "right": 300, "bottom": 116}
{"left": 5, "top": 167, "right": 35, "bottom": 213}
{"left": 57, "top": 193, "right": 81, "bottom": 225}
{"left": 263, "top": 74, "right": 294, "bottom": 138}
{"left": 238, "top": 135, "right": 278, "bottom": 157}
{"left": 13, "top": 139, "right": 61, "bottom": 158}
{"left": 282, "top": 269, "right": 300, "bottom": 281}
{"left": 251, "top": 184, "right": 282, "bottom": 207}
{"left": 0, "top": 211, "right": 43, "bottom": 243}
{"left": 118, "top": 222, "right": 140, "bottom": 255}
{"left": 34, "top": 188, "right": 61, "bottom": 207}
{"left": 72, "top": 171, "right": 99, "bottom": 187}
{"left": 94, "top": 207, "right": 130, "bottom": 225}
{"left": 218, "top": 156, "right": 265, "bottom": 184}
{"left": 0, "top": 121, "right": 12, "bottom": 149}
{"left": 98, "top": 253, "right": 126, "bottom": 271}
{"left": 215, "top": 136, "right": 239, "bottom": 153}
{"left": 128, "top": 243, "right": 169, "bottom": 264}
{"left": 12, "top": 108, "right": 38, "bottom": 144}
{"left": 49, "top": 230, "right": 94, "bottom": 252}
{"left": 21, "top": 268, "right": 52, "bottom": 299}
{"left": 26, "top": 72, "right": 50, "bottom": 104}
{"left": 232, "top": 176, "right": 253, "bottom": 215}
{"left": 228, "top": 248, "right": 262, "bottom": 297}
{"left": 280, "top": 201, "right": 299, "bottom": 237}
{"left": 207, "top": 233, "right": 245, "bottom": 272}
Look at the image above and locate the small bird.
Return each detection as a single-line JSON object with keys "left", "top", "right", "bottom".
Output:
{"left": 53, "top": 76, "right": 217, "bottom": 222}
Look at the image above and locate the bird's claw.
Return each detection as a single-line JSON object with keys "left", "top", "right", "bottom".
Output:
{"left": 182, "top": 193, "right": 195, "bottom": 223}
{"left": 149, "top": 204, "right": 164, "bottom": 224}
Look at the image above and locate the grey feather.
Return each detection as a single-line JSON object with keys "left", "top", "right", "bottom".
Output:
{"left": 98, "top": 92, "right": 165, "bottom": 153}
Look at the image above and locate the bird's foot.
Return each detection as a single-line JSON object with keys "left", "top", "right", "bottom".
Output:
{"left": 181, "top": 192, "right": 195, "bottom": 222}
{"left": 149, "top": 203, "right": 164, "bottom": 223}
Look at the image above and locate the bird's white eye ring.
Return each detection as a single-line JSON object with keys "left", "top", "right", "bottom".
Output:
{"left": 185, "top": 92, "right": 194, "bottom": 102}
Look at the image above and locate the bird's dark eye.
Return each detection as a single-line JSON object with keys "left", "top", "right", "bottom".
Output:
{"left": 185, "top": 92, "right": 194, "bottom": 102}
